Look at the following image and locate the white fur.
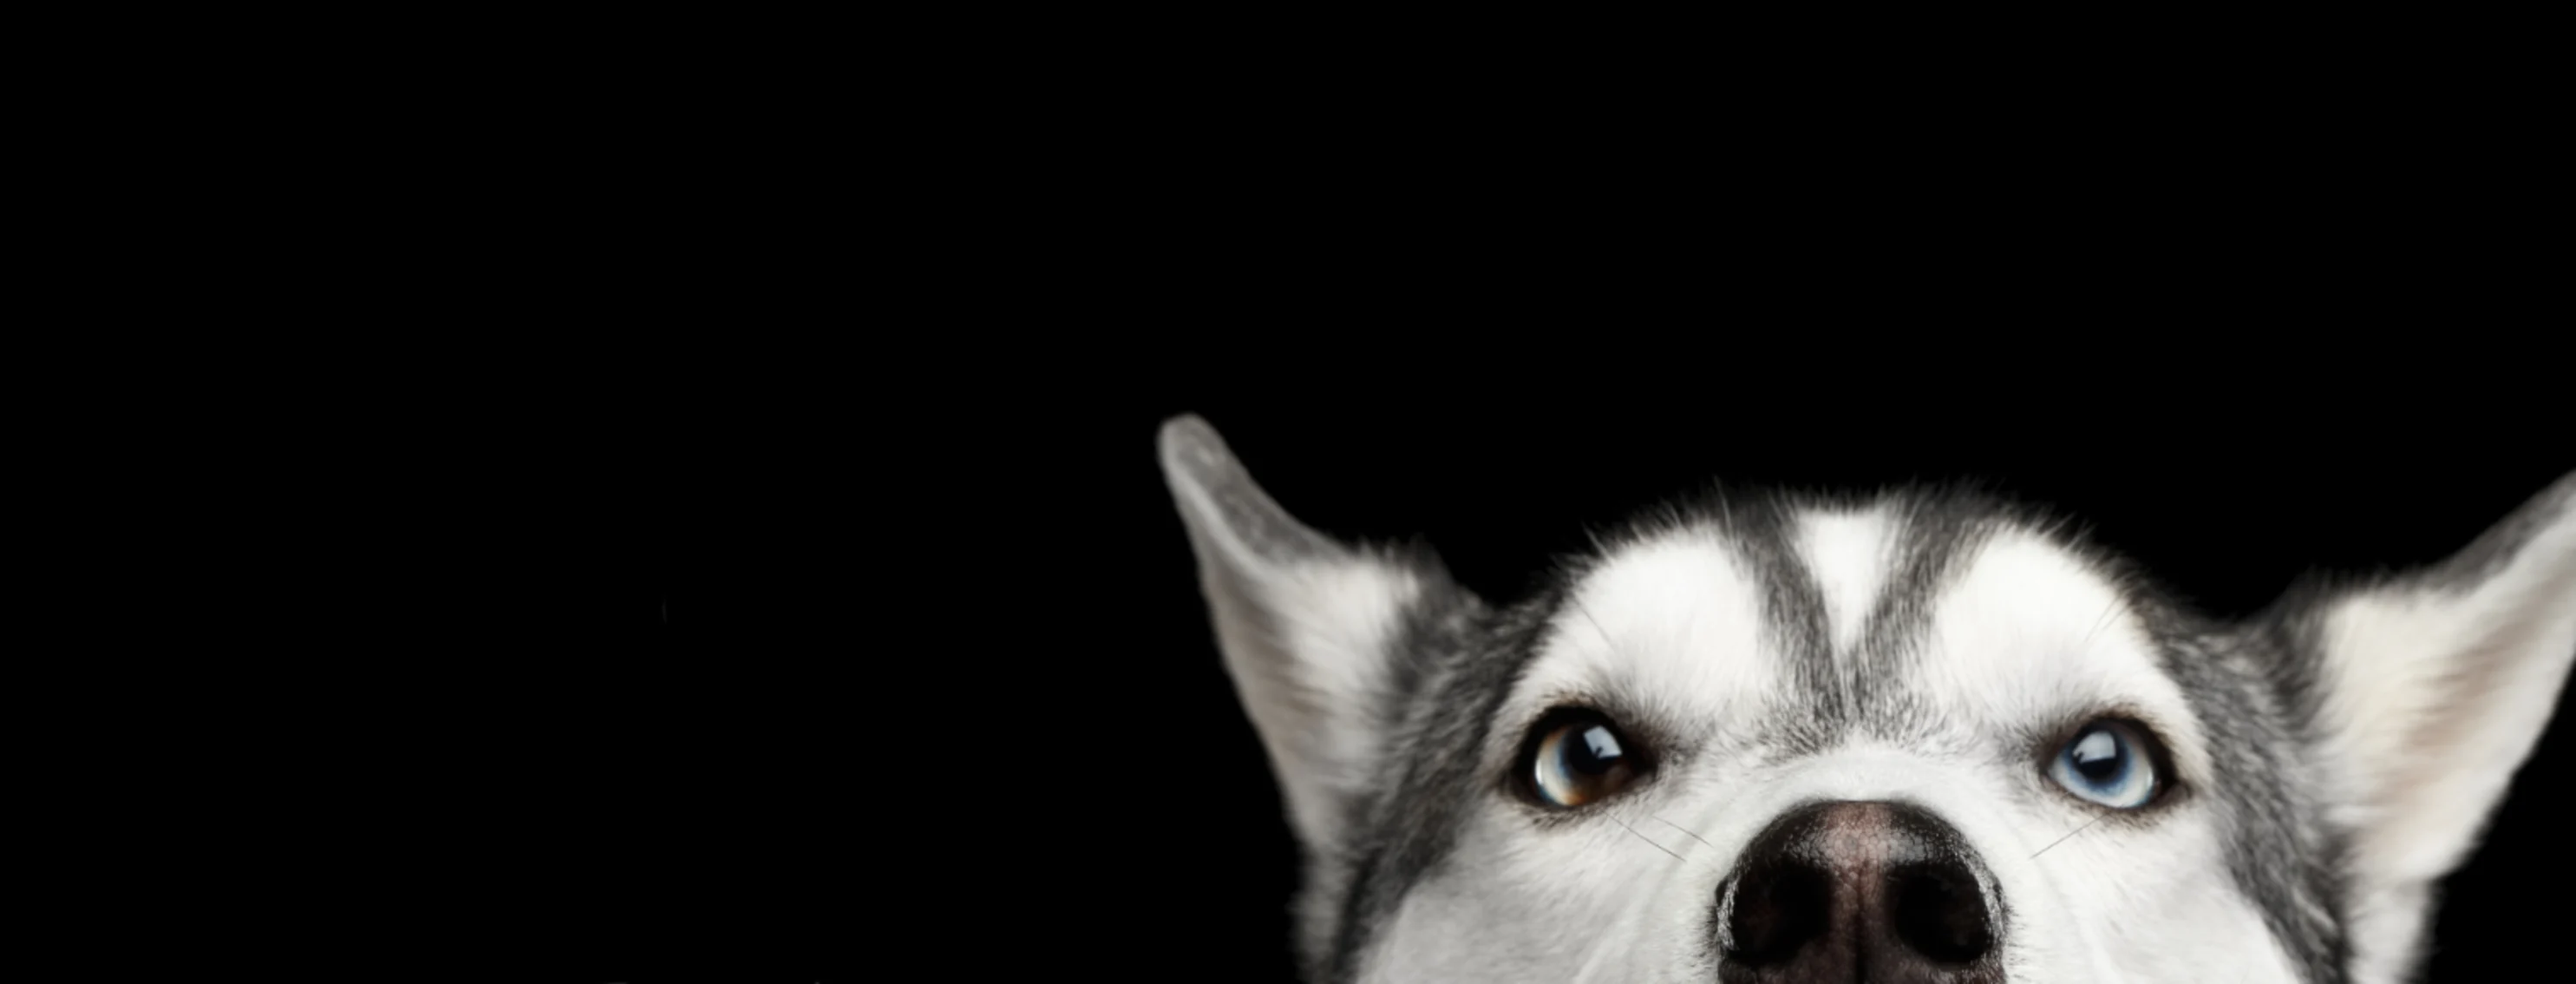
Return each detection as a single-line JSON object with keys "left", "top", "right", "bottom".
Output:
{"left": 2308, "top": 480, "right": 2576, "bottom": 980}
{"left": 1162, "top": 420, "right": 1426, "bottom": 852}
{"left": 1505, "top": 532, "right": 1778, "bottom": 751}
{"left": 1165, "top": 416, "right": 2574, "bottom": 984}
{"left": 1918, "top": 529, "right": 2214, "bottom": 788}
{"left": 1246, "top": 560, "right": 1423, "bottom": 850}
{"left": 1800, "top": 508, "right": 1895, "bottom": 658}
{"left": 1363, "top": 522, "right": 2285, "bottom": 983}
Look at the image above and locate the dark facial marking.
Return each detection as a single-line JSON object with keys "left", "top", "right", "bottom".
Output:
{"left": 1322, "top": 574, "right": 1563, "bottom": 983}
{"left": 1308, "top": 487, "right": 2377, "bottom": 984}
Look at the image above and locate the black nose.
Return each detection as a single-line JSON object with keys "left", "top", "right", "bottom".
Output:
{"left": 1717, "top": 801, "right": 2003, "bottom": 983}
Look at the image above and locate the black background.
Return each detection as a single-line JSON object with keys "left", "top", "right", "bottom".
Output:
{"left": 574, "top": 64, "right": 2570, "bottom": 981}
{"left": 619, "top": 351, "right": 2569, "bottom": 983}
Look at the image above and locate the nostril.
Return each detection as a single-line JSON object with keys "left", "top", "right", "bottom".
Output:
{"left": 1726, "top": 859, "right": 1833, "bottom": 966}
{"left": 1717, "top": 802, "right": 2005, "bottom": 981}
{"left": 1891, "top": 862, "right": 1994, "bottom": 963}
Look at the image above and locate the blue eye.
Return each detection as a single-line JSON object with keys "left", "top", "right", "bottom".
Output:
{"left": 2049, "top": 720, "right": 2161, "bottom": 809}
{"left": 1526, "top": 710, "right": 1643, "bottom": 808}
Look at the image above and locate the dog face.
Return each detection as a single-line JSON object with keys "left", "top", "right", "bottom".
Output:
{"left": 1160, "top": 416, "right": 2576, "bottom": 983}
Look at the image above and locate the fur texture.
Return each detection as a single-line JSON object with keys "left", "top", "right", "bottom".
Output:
{"left": 1161, "top": 415, "right": 2575, "bottom": 983}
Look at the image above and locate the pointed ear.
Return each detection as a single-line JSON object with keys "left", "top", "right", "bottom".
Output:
{"left": 1160, "top": 415, "right": 1471, "bottom": 853}
{"left": 2295, "top": 472, "right": 2576, "bottom": 892}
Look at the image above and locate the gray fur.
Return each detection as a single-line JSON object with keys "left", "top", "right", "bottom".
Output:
{"left": 1163, "top": 416, "right": 2571, "bottom": 983}
{"left": 1324, "top": 579, "right": 1543, "bottom": 982}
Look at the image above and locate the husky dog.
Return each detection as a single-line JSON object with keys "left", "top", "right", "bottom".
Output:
{"left": 1159, "top": 416, "right": 2575, "bottom": 983}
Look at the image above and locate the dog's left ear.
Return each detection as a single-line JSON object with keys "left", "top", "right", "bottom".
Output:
{"left": 1160, "top": 415, "right": 1478, "bottom": 856}
{"left": 2278, "top": 471, "right": 2576, "bottom": 950}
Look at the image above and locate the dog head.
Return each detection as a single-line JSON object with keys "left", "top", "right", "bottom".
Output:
{"left": 1161, "top": 416, "right": 2575, "bottom": 983}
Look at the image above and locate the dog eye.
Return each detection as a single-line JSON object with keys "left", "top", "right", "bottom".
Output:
{"left": 2048, "top": 720, "right": 2161, "bottom": 809}
{"left": 1525, "top": 709, "right": 1642, "bottom": 809}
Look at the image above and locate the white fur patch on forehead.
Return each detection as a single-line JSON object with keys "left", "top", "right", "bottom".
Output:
{"left": 1918, "top": 529, "right": 2208, "bottom": 769}
{"left": 1507, "top": 532, "right": 1778, "bottom": 736}
{"left": 1795, "top": 507, "right": 1897, "bottom": 656}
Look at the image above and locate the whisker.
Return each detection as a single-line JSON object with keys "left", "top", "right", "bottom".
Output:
{"left": 1570, "top": 594, "right": 1616, "bottom": 649}
{"left": 2078, "top": 595, "right": 2128, "bottom": 652}
{"left": 2030, "top": 809, "right": 2111, "bottom": 859}
{"left": 1614, "top": 817, "right": 1687, "bottom": 863}
{"left": 1651, "top": 815, "right": 1719, "bottom": 851}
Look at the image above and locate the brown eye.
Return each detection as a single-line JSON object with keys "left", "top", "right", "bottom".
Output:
{"left": 1525, "top": 710, "right": 1642, "bottom": 808}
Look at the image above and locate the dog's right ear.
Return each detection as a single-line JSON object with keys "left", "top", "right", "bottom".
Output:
{"left": 2267, "top": 470, "right": 2576, "bottom": 977}
{"left": 1160, "top": 415, "right": 1470, "bottom": 854}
